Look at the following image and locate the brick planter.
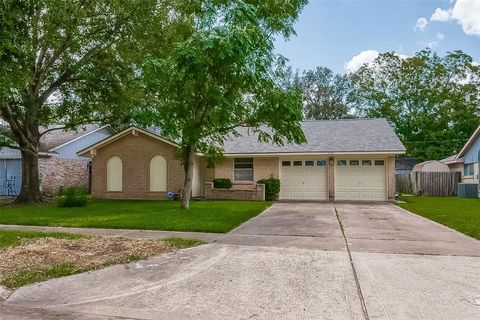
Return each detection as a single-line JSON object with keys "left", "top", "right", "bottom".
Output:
{"left": 204, "top": 182, "right": 265, "bottom": 201}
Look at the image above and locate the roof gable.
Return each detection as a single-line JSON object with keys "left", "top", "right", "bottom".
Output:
{"left": 77, "top": 126, "right": 179, "bottom": 157}
{"left": 457, "top": 125, "right": 480, "bottom": 159}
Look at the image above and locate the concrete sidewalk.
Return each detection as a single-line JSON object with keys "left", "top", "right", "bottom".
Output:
{"left": 0, "top": 224, "right": 222, "bottom": 243}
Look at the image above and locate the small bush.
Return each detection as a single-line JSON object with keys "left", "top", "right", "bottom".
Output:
{"left": 57, "top": 187, "right": 88, "bottom": 207}
{"left": 213, "top": 178, "right": 232, "bottom": 189}
{"left": 257, "top": 178, "right": 281, "bottom": 201}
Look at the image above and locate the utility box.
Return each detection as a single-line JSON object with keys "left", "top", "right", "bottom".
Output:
{"left": 458, "top": 183, "right": 479, "bottom": 198}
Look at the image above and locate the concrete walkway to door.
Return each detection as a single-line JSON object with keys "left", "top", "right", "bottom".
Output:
{"left": 2, "top": 202, "right": 480, "bottom": 320}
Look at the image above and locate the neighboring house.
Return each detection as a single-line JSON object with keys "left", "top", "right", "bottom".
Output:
{"left": 0, "top": 125, "right": 114, "bottom": 196}
{"left": 395, "top": 158, "right": 416, "bottom": 174}
{"left": 78, "top": 118, "right": 406, "bottom": 202}
{"left": 440, "top": 155, "right": 464, "bottom": 174}
{"left": 455, "top": 125, "right": 480, "bottom": 185}
{"left": 412, "top": 160, "right": 451, "bottom": 173}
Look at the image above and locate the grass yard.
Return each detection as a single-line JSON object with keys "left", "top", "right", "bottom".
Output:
{"left": 399, "top": 196, "right": 480, "bottom": 240}
{"left": 0, "top": 230, "right": 203, "bottom": 289}
{"left": 0, "top": 230, "right": 84, "bottom": 250}
{"left": 0, "top": 200, "right": 271, "bottom": 233}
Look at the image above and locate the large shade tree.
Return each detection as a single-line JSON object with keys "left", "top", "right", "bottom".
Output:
{"left": 0, "top": 0, "right": 191, "bottom": 203}
{"left": 135, "top": 0, "right": 308, "bottom": 208}
{"left": 349, "top": 49, "right": 480, "bottom": 161}
{"left": 298, "top": 67, "right": 354, "bottom": 120}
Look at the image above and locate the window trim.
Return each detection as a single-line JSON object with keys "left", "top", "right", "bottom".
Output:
{"left": 234, "top": 158, "right": 254, "bottom": 182}
{"left": 464, "top": 163, "right": 474, "bottom": 177}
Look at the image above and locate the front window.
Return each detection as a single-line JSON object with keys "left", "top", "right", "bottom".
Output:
{"left": 234, "top": 158, "right": 253, "bottom": 181}
{"left": 464, "top": 163, "right": 474, "bottom": 176}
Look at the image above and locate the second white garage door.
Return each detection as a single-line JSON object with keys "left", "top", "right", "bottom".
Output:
{"left": 280, "top": 159, "right": 328, "bottom": 200}
{"left": 335, "top": 159, "right": 386, "bottom": 201}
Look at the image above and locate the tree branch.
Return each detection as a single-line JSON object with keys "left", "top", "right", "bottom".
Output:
{"left": 39, "top": 126, "right": 67, "bottom": 137}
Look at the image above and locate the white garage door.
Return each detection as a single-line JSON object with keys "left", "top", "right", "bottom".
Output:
{"left": 280, "top": 159, "right": 328, "bottom": 200}
{"left": 335, "top": 159, "right": 386, "bottom": 201}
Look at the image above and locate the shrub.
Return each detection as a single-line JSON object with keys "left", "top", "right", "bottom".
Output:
{"left": 257, "top": 177, "right": 280, "bottom": 201}
{"left": 57, "top": 187, "right": 88, "bottom": 207}
{"left": 213, "top": 178, "right": 232, "bottom": 189}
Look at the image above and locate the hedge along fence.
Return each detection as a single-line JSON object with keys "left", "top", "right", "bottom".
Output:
{"left": 396, "top": 172, "right": 462, "bottom": 196}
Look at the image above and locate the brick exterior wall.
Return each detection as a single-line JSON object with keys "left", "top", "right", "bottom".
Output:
{"left": 253, "top": 157, "right": 279, "bottom": 180}
{"left": 39, "top": 158, "right": 89, "bottom": 195}
{"left": 91, "top": 132, "right": 184, "bottom": 199}
{"left": 214, "top": 158, "right": 234, "bottom": 181}
{"left": 204, "top": 182, "right": 265, "bottom": 201}
{"left": 387, "top": 156, "right": 396, "bottom": 200}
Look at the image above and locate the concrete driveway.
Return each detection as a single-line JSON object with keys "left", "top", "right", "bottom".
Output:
{"left": 2, "top": 202, "right": 480, "bottom": 320}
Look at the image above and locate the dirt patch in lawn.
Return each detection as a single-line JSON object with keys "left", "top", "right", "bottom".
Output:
{"left": 0, "top": 237, "right": 175, "bottom": 289}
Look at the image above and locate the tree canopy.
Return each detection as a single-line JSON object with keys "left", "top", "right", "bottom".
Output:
{"left": 297, "top": 67, "right": 353, "bottom": 120}
{"left": 0, "top": 0, "right": 191, "bottom": 203}
{"left": 134, "top": 0, "right": 308, "bottom": 208}
{"left": 348, "top": 49, "right": 480, "bottom": 161}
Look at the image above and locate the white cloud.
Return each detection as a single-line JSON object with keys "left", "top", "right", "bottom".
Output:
{"left": 344, "top": 50, "right": 409, "bottom": 73}
{"left": 431, "top": 8, "right": 452, "bottom": 22}
{"left": 452, "top": 0, "right": 480, "bottom": 35}
{"left": 425, "top": 33, "right": 445, "bottom": 48}
{"left": 414, "top": 17, "right": 428, "bottom": 31}
{"left": 344, "top": 50, "right": 379, "bottom": 73}
{"left": 430, "top": 0, "right": 480, "bottom": 36}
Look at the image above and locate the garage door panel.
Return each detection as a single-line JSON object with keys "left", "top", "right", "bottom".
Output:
{"left": 280, "top": 159, "right": 327, "bottom": 200}
{"left": 335, "top": 159, "right": 386, "bottom": 201}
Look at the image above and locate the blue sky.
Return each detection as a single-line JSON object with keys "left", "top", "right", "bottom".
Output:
{"left": 274, "top": 0, "right": 480, "bottom": 74}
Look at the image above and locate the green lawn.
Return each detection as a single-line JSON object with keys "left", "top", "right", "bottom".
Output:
{"left": 0, "top": 200, "right": 271, "bottom": 233}
{"left": 399, "top": 196, "right": 480, "bottom": 240}
{"left": 0, "top": 230, "right": 84, "bottom": 250}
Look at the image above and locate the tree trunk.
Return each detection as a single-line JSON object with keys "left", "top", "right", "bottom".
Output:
{"left": 14, "top": 147, "right": 42, "bottom": 204}
{"left": 181, "top": 145, "right": 195, "bottom": 209}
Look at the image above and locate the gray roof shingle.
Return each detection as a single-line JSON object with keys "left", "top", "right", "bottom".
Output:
{"left": 222, "top": 118, "right": 405, "bottom": 154}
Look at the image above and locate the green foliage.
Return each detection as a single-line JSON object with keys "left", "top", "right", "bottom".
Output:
{"left": 349, "top": 49, "right": 480, "bottom": 161}
{"left": 0, "top": 0, "right": 193, "bottom": 202}
{"left": 133, "top": 0, "right": 308, "bottom": 207}
{"left": 213, "top": 178, "right": 233, "bottom": 189}
{"left": 0, "top": 199, "right": 271, "bottom": 233}
{"left": 298, "top": 67, "right": 354, "bottom": 120}
{"left": 56, "top": 187, "right": 88, "bottom": 208}
{"left": 163, "top": 237, "right": 204, "bottom": 249}
{"left": 0, "top": 230, "right": 84, "bottom": 250}
{"left": 1, "top": 263, "right": 87, "bottom": 289}
{"left": 399, "top": 196, "right": 480, "bottom": 240}
{"left": 257, "top": 177, "right": 281, "bottom": 201}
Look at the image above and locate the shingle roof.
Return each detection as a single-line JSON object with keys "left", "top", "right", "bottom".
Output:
{"left": 39, "top": 124, "right": 103, "bottom": 152}
{"left": 222, "top": 118, "right": 406, "bottom": 154}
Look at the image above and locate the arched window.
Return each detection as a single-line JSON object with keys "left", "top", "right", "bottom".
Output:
{"left": 107, "top": 156, "right": 122, "bottom": 192}
{"left": 150, "top": 155, "right": 167, "bottom": 191}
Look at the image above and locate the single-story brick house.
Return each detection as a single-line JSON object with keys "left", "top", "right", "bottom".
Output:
{"left": 78, "top": 118, "right": 406, "bottom": 201}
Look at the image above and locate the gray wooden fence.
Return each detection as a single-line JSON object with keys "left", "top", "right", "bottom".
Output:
{"left": 396, "top": 172, "right": 462, "bottom": 196}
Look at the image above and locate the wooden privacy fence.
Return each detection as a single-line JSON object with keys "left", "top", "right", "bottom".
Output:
{"left": 396, "top": 172, "right": 462, "bottom": 196}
